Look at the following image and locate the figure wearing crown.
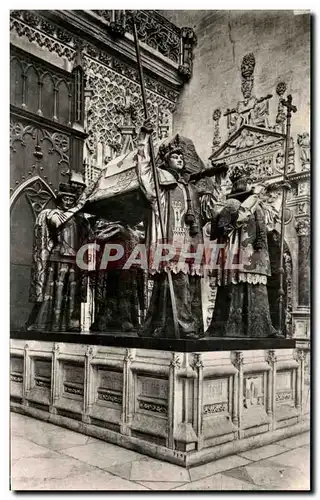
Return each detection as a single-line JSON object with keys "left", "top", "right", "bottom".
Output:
{"left": 206, "top": 164, "right": 278, "bottom": 338}
{"left": 26, "top": 174, "right": 92, "bottom": 332}
{"left": 136, "top": 120, "right": 217, "bottom": 339}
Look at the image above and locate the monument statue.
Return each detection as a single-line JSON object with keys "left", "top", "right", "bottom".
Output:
{"left": 26, "top": 178, "right": 92, "bottom": 332}
{"left": 136, "top": 120, "right": 217, "bottom": 339}
{"left": 206, "top": 164, "right": 279, "bottom": 338}
{"left": 90, "top": 219, "right": 146, "bottom": 332}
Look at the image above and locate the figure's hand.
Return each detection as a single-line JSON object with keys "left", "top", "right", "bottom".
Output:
{"left": 278, "top": 180, "right": 291, "bottom": 191}
{"left": 51, "top": 211, "right": 69, "bottom": 227}
{"left": 252, "top": 184, "right": 267, "bottom": 195}
{"left": 141, "top": 119, "right": 154, "bottom": 135}
{"left": 95, "top": 222, "right": 124, "bottom": 241}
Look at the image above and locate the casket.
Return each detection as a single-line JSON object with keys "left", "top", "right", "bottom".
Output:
{"left": 84, "top": 149, "right": 150, "bottom": 227}
{"left": 83, "top": 134, "right": 212, "bottom": 226}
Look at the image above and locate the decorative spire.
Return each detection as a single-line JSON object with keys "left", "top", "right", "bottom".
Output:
{"left": 275, "top": 82, "right": 287, "bottom": 134}
{"left": 212, "top": 108, "right": 222, "bottom": 152}
{"left": 72, "top": 39, "right": 85, "bottom": 128}
{"left": 240, "top": 53, "right": 255, "bottom": 101}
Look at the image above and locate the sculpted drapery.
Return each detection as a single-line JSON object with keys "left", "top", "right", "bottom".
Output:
{"left": 136, "top": 129, "right": 216, "bottom": 339}
{"left": 27, "top": 184, "right": 91, "bottom": 332}
{"left": 206, "top": 170, "right": 279, "bottom": 338}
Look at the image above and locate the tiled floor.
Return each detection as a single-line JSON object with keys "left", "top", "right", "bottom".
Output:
{"left": 10, "top": 412, "right": 310, "bottom": 491}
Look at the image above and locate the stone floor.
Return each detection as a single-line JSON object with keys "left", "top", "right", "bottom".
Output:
{"left": 10, "top": 412, "right": 310, "bottom": 491}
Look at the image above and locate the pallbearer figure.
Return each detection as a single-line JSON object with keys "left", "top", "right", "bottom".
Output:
{"left": 26, "top": 179, "right": 91, "bottom": 332}
{"left": 136, "top": 120, "right": 217, "bottom": 339}
{"left": 90, "top": 220, "right": 146, "bottom": 333}
{"left": 206, "top": 164, "right": 279, "bottom": 338}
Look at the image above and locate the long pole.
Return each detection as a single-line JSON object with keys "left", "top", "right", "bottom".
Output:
{"left": 278, "top": 94, "right": 297, "bottom": 336}
{"left": 131, "top": 13, "right": 180, "bottom": 338}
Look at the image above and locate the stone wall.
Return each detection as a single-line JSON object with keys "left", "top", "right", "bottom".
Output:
{"left": 162, "top": 10, "right": 310, "bottom": 162}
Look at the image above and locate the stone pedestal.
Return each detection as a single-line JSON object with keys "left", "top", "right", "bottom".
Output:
{"left": 10, "top": 334, "right": 309, "bottom": 468}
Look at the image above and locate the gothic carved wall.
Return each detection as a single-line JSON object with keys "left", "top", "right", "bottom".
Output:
{"left": 83, "top": 55, "right": 175, "bottom": 181}
{"left": 10, "top": 10, "right": 192, "bottom": 187}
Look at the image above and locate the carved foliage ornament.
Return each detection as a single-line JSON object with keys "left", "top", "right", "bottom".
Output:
{"left": 10, "top": 120, "right": 70, "bottom": 189}
{"left": 212, "top": 108, "right": 222, "bottom": 152}
{"left": 191, "top": 353, "right": 203, "bottom": 370}
{"left": 266, "top": 349, "right": 277, "bottom": 364}
{"left": 25, "top": 179, "right": 54, "bottom": 218}
{"left": 84, "top": 57, "right": 174, "bottom": 164}
{"left": 231, "top": 351, "right": 244, "bottom": 369}
{"left": 125, "top": 10, "right": 181, "bottom": 64}
{"left": 10, "top": 11, "right": 180, "bottom": 105}
{"left": 179, "top": 27, "right": 197, "bottom": 81}
{"left": 170, "top": 353, "right": 181, "bottom": 368}
{"left": 10, "top": 11, "right": 75, "bottom": 62}
{"left": 295, "top": 218, "right": 310, "bottom": 236}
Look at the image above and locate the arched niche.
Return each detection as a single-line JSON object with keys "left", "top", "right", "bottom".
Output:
{"left": 267, "top": 229, "right": 293, "bottom": 336}
{"left": 10, "top": 176, "right": 56, "bottom": 330}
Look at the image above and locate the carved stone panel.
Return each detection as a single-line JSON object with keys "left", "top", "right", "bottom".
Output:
{"left": 11, "top": 356, "right": 24, "bottom": 383}
{"left": 10, "top": 117, "right": 70, "bottom": 192}
{"left": 243, "top": 374, "right": 265, "bottom": 409}
{"left": 11, "top": 45, "right": 73, "bottom": 126}
{"left": 62, "top": 363, "right": 85, "bottom": 398}
{"left": 33, "top": 359, "right": 52, "bottom": 389}
{"left": 276, "top": 370, "right": 294, "bottom": 405}
{"left": 203, "top": 378, "right": 229, "bottom": 415}
{"left": 136, "top": 376, "right": 168, "bottom": 416}
{"left": 96, "top": 369, "right": 123, "bottom": 406}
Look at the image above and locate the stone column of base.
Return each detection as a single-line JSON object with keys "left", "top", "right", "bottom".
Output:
{"left": 294, "top": 349, "right": 307, "bottom": 420}
{"left": 22, "top": 343, "right": 31, "bottom": 407}
{"left": 296, "top": 219, "right": 310, "bottom": 307}
{"left": 193, "top": 354, "right": 204, "bottom": 451}
{"left": 168, "top": 353, "right": 181, "bottom": 449}
{"left": 231, "top": 351, "right": 243, "bottom": 439}
{"left": 82, "top": 346, "right": 94, "bottom": 424}
{"left": 266, "top": 350, "right": 277, "bottom": 430}
{"left": 173, "top": 354, "right": 198, "bottom": 452}
{"left": 120, "top": 349, "right": 135, "bottom": 436}
{"left": 49, "top": 343, "right": 60, "bottom": 415}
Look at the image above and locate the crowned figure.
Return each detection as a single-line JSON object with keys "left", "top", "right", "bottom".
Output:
{"left": 206, "top": 163, "right": 278, "bottom": 338}
{"left": 26, "top": 178, "right": 92, "bottom": 332}
{"left": 136, "top": 120, "right": 217, "bottom": 339}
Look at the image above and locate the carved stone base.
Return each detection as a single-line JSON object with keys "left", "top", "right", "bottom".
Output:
{"left": 10, "top": 339, "right": 309, "bottom": 467}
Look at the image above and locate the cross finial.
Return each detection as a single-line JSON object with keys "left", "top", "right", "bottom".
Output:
{"left": 280, "top": 94, "right": 297, "bottom": 116}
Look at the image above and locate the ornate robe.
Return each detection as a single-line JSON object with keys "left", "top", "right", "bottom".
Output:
{"left": 136, "top": 150, "right": 215, "bottom": 338}
{"left": 27, "top": 208, "right": 90, "bottom": 332}
{"left": 207, "top": 192, "right": 277, "bottom": 338}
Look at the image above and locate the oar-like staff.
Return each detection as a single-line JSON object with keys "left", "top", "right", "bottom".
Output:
{"left": 278, "top": 94, "right": 297, "bottom": 336}
{"left": 131, "top": 12, "right": 180, "bottom": 339}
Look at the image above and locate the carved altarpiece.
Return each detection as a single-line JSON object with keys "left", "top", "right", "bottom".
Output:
{"left": 207, "top": 53, "right": 310, "bottom": 339}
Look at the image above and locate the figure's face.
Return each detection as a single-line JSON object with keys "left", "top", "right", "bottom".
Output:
{"left": 168, "top": 153, "right": 184, "bottom": 171}
{"left": 61, "top": 195, "right": 75, "bottom": 211}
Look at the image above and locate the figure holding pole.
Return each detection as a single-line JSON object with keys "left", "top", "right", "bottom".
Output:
{"left": 131, "top": 13, "right": 217, "bottom": 338}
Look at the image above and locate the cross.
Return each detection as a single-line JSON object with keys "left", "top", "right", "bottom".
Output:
{"left": 277, "top": 93, "right": 297, "bottom": 337}
{"left": 280, "top": 94, "right": 297, "bottom": 119}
